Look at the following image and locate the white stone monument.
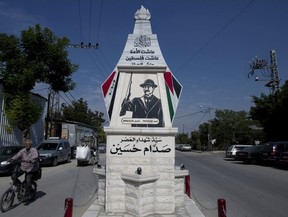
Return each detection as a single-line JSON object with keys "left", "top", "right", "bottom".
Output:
{"left": 95, "top": 5, "right": 189, "bottom": 216}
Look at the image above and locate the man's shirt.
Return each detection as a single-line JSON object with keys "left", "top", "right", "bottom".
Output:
{"left": 12, "top": 148, "right": 39, "bottom": 172}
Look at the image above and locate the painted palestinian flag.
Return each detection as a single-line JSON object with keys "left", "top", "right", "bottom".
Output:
{"left": 101, "top": 70, "right": 119, "bottom": 120}
{"left": 164, "top": 71, "right": 182, "bottom": 122}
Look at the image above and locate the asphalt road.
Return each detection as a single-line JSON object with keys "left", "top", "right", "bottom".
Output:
{"left": 0, "top": 157, "right": 101, "bottom": 217}
{"left": 1, "top": 151, "right": 287, "bottom": 217}
{"left": 175, "top": 150, "right": 288, "bottom": 217}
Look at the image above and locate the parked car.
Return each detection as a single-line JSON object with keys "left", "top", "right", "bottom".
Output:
{"left": 175, "top": 144, "right": 181, "bottom": 150}
{"left": 234, "top": 145, "right": 264, "bottom": 164}
{"left": 0, "top": 145, "right": 24, "bottom": 174}
{"left": 175, "top": 144, "right": 183, "bottom": 151}
{"left": 261, "top": 141, "right": 288, "bottom": 164}
{"left": 226, "top": 144, "right": 253, "bottom": 158}
{"left": 180, "top": 144, "right": 192, "bottom": 152}
{"left": 98, "top": 143, "right": 106, "bottom": 153}
{"left": 279, "top": 151, "right": 288, "bottom": 165}
{"left": 37, "top": 137, "right": 71, "bottom": 166}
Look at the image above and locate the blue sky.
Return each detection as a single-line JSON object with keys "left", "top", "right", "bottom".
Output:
{"left": 1, "top": 0, "right": 287, "bottom": 133}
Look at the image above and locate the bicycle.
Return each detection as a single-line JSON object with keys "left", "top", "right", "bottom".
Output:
{"left": 0, "top": 160, "right": 41, "bottom": 212}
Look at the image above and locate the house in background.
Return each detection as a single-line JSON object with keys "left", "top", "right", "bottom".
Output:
{"left": 0, "top": 82, "right": 47, "bottom": 147}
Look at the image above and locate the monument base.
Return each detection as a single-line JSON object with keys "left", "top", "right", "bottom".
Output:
{"left": 94, "top": 166, "right": 189, "bottom": 217}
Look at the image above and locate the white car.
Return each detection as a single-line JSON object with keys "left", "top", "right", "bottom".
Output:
{"left": 226, "top": 144, "right": 253, "bottom": 158}
{"left": 180, "top": 144, "right": 192, "bottom": 152}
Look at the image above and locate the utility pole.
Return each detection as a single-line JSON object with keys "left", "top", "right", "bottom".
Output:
{"left": 199, "top": 106, "right": 215, "bottom": 151}
{"left": 207, "top": 108, "right": 212, "bottom": 151}
{"left": 45, "top": 88, "right": 60, "bottom": 139}
{"left": 44, "top": 91, "right": 51, "bottom": 140}
{"left": 269, "top": 50, "right": 280, "bottom": 93}
{"left": 248, "top": 50, "right": 280, "bottom": 94}
{"left": 208, "top": 122, "right": 211, "bottom": 151}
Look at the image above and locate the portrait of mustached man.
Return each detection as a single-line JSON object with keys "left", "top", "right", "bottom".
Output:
{"left": 120, "top": 78, "right": 164, "bottom": 127}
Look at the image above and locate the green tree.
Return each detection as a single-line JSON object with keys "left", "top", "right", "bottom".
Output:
{"left": 62, "top": 98, "right": 91, "bottom": 124}
{"left": 250, "top": 80, "right": 288, "bottom": 141}
{"left": 198, "top": 109, "right": 263, "bottom": 150}
{"left": 190, "top": 130, "right": 202, "bottom": 150}
{"left": 214, "top": 110, "right": 252, "bottom": 146}
{"left": 0, "top": 24, "right": 78, "bottom": 139}
{"left": 175, "top": 133, "right": 190, "bottom": 144}
{"left": 5, "top": 93, "right": 41, "bottom": 138}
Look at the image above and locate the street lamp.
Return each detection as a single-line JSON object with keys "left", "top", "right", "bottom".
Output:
{"left": 200, "top": 106, "right": 216, "bottom": 151}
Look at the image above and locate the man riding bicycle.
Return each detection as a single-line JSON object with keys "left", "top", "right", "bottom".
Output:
{"left": 10, "top": 139, "right": 39, "bottom": 202}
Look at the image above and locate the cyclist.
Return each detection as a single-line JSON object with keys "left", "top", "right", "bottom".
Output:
{"left": 10, "top": 139, "right": 39, "bottom": 202}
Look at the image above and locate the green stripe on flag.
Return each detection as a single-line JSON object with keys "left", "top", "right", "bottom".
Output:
{"left": 165, "top": 84, "right": 174, "bottom": 121}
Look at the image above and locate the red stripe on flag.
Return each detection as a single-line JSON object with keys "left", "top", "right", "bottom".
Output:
{"left": 102, "top": 71, "right": 116, "bottom": 97}
{"left": 164, "top": 72, "right": 174, "bottom": 94}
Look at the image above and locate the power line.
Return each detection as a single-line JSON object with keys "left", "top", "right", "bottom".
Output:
{"left": 63, "top": 92, "right": 74, "bottom": 105}
{"left": 98, "top": 46, "right": 113, "bottom": 72}
{"left": 70, "top": 0, "right": 112, "bottom": 77}
{"left": 175, "top": 110, "right": 204, "bottom": 119}
{"left": 86, "top": 50, "right": 106, "bottom": 78}
{"left": 59, "top": 93, "right": 73, "bottom": 107}
{"left": 89, "top": 0, "right": 92, "bottom": 43}
{"left": 96, "top": 0, "right": 103, "bottom": 42}
{"left": 91, "top": 49, "right": 109, "bottom": 73}
{"left": 176, "top": 0, "right": 255, "bottom": 74}
{"left": 190, "top": 112, "right": 208, "bottom": 131}
{"left": 78, "top": 0, "right": 83, "bottom": 43}
{"left": 68, "top": 91, "right": 77, "bottom": 102}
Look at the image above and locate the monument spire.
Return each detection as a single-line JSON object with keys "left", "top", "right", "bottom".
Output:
{"left": 116, "top": 5, "right": 166, "bottom": 67}
{"left": 133, "top": 5, "right": 152, "bottom": 35}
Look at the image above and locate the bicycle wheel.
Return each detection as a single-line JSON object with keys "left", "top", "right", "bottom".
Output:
{"left": 0, "top": 188, "right": 15, "bottom": 212}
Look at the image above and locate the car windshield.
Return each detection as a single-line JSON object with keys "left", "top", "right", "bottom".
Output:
{"left": 242, "top": 146, "right": 255, "bottom": 151}
{"left": 0, "top": 146, "right": 23, "bottom": 155}
{"left": 0, "top": 147, "right": 13, "bottom": 155}
{"left": 38, "top": 143, "right": 58, "bottom": 150}
{"left": 0, "top": 147, "right": 9, "bottom": 155}
{"left": 227, "top": 145, "right": 235, "bottom": 151}
{"left": 98, "top": 144, "right": 106, "bottom": 149}
{"left": 235, "top": 147, "right": 246, "bottom": 151}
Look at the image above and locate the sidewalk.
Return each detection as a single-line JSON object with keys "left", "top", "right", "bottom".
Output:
{"left": 81, "top": 195, "right": 205, "bottom": 217}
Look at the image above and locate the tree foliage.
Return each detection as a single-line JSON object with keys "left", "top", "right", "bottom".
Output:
{"left": 250, "top": 80, "right": 288, "bottom": 141}
{"left": 175, "top": 133, "right": 189, "bottom": 144}
{"left": 193, "top": 109, "right": 264, "bottom": 151}
{"left": 5, "top": 93, "right": 41, "bottom": 137}
{"left": 0, "top": 24, "right": 78, "bottom": 138}
{"left": 211, "top": 110, "right": 262, "bottom": 148}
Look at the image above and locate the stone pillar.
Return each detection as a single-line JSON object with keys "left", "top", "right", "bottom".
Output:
{"left": 99, "top": 5, "right": 187, "bottom": 216}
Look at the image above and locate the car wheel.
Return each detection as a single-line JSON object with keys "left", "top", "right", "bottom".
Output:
{"left": 52, "top": 157, "right": 58, "bottom": 166}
